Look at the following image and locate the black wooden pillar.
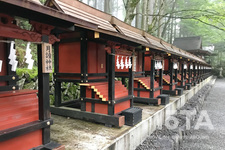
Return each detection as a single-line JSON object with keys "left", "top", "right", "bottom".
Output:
{"left": 159, "top": 68, "right": 163, "bottom": 94}
{"left": 150, "top": 59, "right": 155, "bottom": 98}
{"left": 203, "top": 66, "right": 204, "bottom": 75}
{"left": 193, "top": 63, "right": 196, "bottom": 82}
{"left": 54, "top": 41, "right": 61, "bottom": 107}
{"left": 184, "top": 64, "right": 187, "bottom": 83}
{"left": 142, "top": 51, "right": 145, "bottom": 72}
{"left": 80, "top": 31, "right": 88, "bottom": 111}
{"left": 203, "top": 66, "right": 205, "bottom": 75}
{"left": 181, "top": 63, "right": 184, "bottom": 86}
{"left": 108, "top": 48, "right": 115, "bottom": 115}
{"left": 196, "top": 63, "right": 200, "bottom": 82}
{"left": 128, "top": 57, "right": 134, "bottom": 107}
{"left": 169, "top": 58, "right": 174, "bottom": 91}
{"left": 121, "top": 78, "right": 126, "bottom": 85}
{"left": 37, "top": 40, "right": 51, "bottom": 145}
{"left": 188, "top": 63, "right": 191, "bottom": 84}
{"left": 174, "top": 67, "right": 178, "bottom": 88}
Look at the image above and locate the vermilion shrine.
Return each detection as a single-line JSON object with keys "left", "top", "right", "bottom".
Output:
{"left": 0, "top": 0, "right": 212, "bottom": 149}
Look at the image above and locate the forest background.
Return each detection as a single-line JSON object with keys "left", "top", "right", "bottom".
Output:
{"left": 15, "top": 0, "right": 225, "bottom": 103}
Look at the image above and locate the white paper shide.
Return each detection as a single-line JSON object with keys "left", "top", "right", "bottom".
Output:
{"left": 173, "top": 62, "right": 178, "bottom": 69}
{"left": 155, "top": 60, "right": 162, "bottom": 69}
{"left": 25, "top": 42, "right": 34, "bottom": 69}
{"left": 116, "top": 55, "right": 132, "bottom": 70}
{"left": 0, "top": 60, "right": 2, "bottom": 72}
{"left": 8, "top": 41, "right": 18, "bottom": 72}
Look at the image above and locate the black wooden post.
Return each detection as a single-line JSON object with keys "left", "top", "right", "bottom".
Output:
{"left": 181, "top": 63, "right": 184, "bottom": 86}
{"left": 159, "top": 67, "right": 163, "bottom": 94}
{"left": 121, "top": 77, "right": 126, "bottom": 85}
{"left": 80, "top": 31, "right": 88, "bottom": 111}
{"left": 169, "top": 58, "right": 174, "bottom": 90}
{"left": 150, "top": 59, "right": 155, "bottom": 98}
{"left": 128, "top": 60, "right": 134, "bottom": 107}
{"left": 108, "top": 48, "right": 115, "bottom": 115}
{"left": 142, "top": 51, "right": 145, "bottom": 72}
{"left": 37, "top": 41, "right": 50, "bottom": 145}
{"left": 188, "top": 63, "right": 191, "bottom": 84}
{"left": 184, "top": 64, "right": 187, "bottom": 83}
{"left": 193, "top": 63, "right": 196, "bottom": 83}
{"left": 54, "top": 41, "right": 61, "bottom": 107}
{"left": 174, "top": 67, "right": 178, "bottom": 88}
{"left": 197, "top": 63, "right": 200, "bottom": 82}
{"left": 137, "top": 82, "right": 140, "bottom": 97}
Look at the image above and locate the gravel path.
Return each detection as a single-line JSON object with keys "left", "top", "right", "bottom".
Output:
{"left": 136, "top": 78, "right": 225, "bottom": 150}
{"left": 181, "top": 78, "right": 225, "bottom": 150}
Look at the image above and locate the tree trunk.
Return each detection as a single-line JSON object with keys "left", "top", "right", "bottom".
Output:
{"left": 160, "top": 0, "right": 178, "bottom": 39}
{"left": 104, "top": 0, "right": 111, "bottom": 14}
{"left": 174, "top": 16, "right": 177, "bottom": 38}
{"left": 124, "top": 0, "right": 141, "bottom": 25}
{"left": 179, "top": 19, "right": 182, "bottom": 37}
{"left": 147, "top": 0, "right": 155, "bottom": 25}
{"left": 94, "top": 0, "right": 97, "bottom": 8}
{"left": 170, "top": 15, "right": 174, "bottom": 43}
{"left": 141, "top": 0, "right": 148, "bottom": 31}
{"left": 157, "top": 0, "right": 164, "bottom": 37}
{"left": 135, "top": 0, "right": 141, "bottom": 28}
{"left": 167, "top": 20, "right": 170, "bottom": 41}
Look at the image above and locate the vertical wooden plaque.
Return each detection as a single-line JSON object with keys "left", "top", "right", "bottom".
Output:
{"left": 42, "top": 43, "right": 53, "bottom": 73}
{"left": 132, "top": 56, "right": 136, "bottom": 72}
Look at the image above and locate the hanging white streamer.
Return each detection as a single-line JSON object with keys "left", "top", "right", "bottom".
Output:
{"left": 116, "top": 55, "right": 120, "bottom": 69}
{"left": 125, "top": 56, "right": 129, "bottom": 69}
{"left": 155, "top": 61, "right": 163, "bottom": 70}
{"left": 173, "top": 62, "right": 178, "bottom": 69}
{"left": 128, "top": 56, "right": 132, "bottom": 68}
{"left": 190, "top": 65, "right": 193, "bottom": 69}
{"left": 155, "top": 61, "right": 158, "bottom": 69}
{"left": 115, "top": 54, "right": 133, "bottom": 70}
{"left": 120, "top": 56, "right": 124, "bottom": 69}
{"left": 8, "top": 41, "right": 18, "bottom": 72}
{"left": 184, "top": 64, "right": 187, "bottom": 69}
{"left": 0, "top": 60, "right": 2, "bottom": 72}
{"left": 158, "top": 61, "right": 162, "bottom": 69}
{"left": 25, "top": 42, "right": 34, "bottom": 69}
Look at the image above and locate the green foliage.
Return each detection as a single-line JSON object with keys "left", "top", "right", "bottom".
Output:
{"left": 61, "top": 82, "right": 80, "bottom": 101}
{"left": 176, "top": 0, "right": 225, "bottom": 45}
{"left": 16, "top": 67, "right": 38, "bottom": 81}
{"left": 15, "top": 17, "right": 31, "bottom": 30}
{"left": 39, "top": 0, "right": 47, "bottom": 4}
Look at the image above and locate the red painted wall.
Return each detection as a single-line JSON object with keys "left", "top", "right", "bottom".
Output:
{"left": 164, "top": 58, "right": 169, "bottom": 71}
{"left": 0, "top": 37, "right": 7, "bottom": 86}
{"left": 87, "top": 42, "right": 106, "bottom": 74}
{"left": 0, "top": 90, "right": 42, "bottom": 150}
{"left": 59, "top": 42, "right": 81, "bottom": 73}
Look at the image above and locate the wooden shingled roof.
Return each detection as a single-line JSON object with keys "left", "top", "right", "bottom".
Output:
{"left": 0, "top": 0, "right": 97, "bottom": 29}
{"left": 173, "top": 36, "right": 202, "bottom": 51}
{"left": 173, "top": 36, "right": 211, "bottom": 56}
{"left": 45, "top": 0, "right": 208, "bottom": 65}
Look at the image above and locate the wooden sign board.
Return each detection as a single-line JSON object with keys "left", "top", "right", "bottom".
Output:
{"left": 42, "top": 43, "right": 53, "bottom": 73}
{"left": 132, "top": 56, "right": 136, "bottom": 72}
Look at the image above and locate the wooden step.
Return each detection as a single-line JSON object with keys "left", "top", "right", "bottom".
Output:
{"left": 81, "top": 81, "right": 128, "bottom": 101}
{"left": 134, "top": 77, "right": 159, "bottom": 89}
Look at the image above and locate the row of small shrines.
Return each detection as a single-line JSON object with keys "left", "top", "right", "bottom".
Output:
{"left": 0, "top": 2, "right": 211, "bottom": 150}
